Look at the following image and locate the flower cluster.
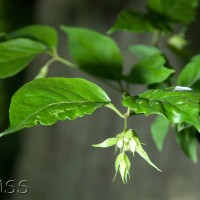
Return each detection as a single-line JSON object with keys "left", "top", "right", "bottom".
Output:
{"left": 93, "top": 129, "right": 161, "bottom": 183}
{"left": 116, "top": 129, "right": 137, "bottom": 153}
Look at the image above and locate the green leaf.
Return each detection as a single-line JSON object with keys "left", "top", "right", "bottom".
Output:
{"left": 147, "top": 0, "right": 199, "bottom": 24}
{"left": 190, "top": 80, "right": 200, "bottom": 92}
{"left": 123, "top": 89, "right": 200, "bottom": 132}
{"left": 151, "top": 116, "right": 170, "bottom": 151}
{"left": 123, "top": 54, "right": 174, "bottom": 84}
{"left": 0, "top": 38, "right": 47, "bottom": 79}
{"left": 176, "top": 127, "right": 198, "bottom": 162}
{"left": 9, "top": 25, "right": 58, "bottom": 51}
{"left": 136, "top": 143, "right": 161, "bottom": 171}
{"left": 0, "top": 78, "right": 111, "bottom": 136}
{"left": 128, "top": 45, "right": 161, "bottom": 60}
{"left": 133, "top": 133, "right": 161, "bottom": 171}
{"left": 92, "top": 138, "right": 118, "bottom": 148}
{"left": 136, "top": 145, "right": 161, "bottom": 171}
{"left": 178, "top": 54, "right": 200, "bottom": 87}
{"left": 61, "top": 26, "right": 123, "bottom": 80}
{"left": 109, "top": 9, "right": 171, "bottom": 33}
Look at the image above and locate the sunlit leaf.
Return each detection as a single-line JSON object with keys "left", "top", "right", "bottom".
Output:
{"left": 0, "top": 78, "right": 111, "bottom": 137}
{"left": 123, "top": 89, "right": 200, "bottom": 132}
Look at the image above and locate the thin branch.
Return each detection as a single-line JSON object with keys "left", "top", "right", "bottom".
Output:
{"left": 35, "top": 58, "right": 56, "bottom": 79}
{"left": 105, "top": 103, "right": 125, "bottom": 118}
{"left": 55, "top": 56, "right": 77, "bottom": 68}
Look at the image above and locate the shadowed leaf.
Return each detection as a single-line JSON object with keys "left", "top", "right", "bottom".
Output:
{"left": 0, "top": 38, "right": 47, "bottom": 79}
{"left": 61, "top": 26, "right": 123, "bottom": 80}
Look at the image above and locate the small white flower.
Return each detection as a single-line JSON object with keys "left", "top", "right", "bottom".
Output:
{"left": 124, "top": 137, "right": 129, "bottom": 143}
{"left": 117, "top": 139, "right": 123, "bottom": 149}
{"left": 124, "top": 143, "right": 130, "bottom": 151}
{"left": 129, "top": 138, "right": 137, "bottom": 153}
{"left": 115, "top": 153, "right": 131, "bottom": 183}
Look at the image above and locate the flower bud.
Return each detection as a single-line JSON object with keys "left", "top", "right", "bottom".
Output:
{"left": 129, "top": 138, "right": 137, "bottom": 153}
{"left": 124, "top": 143, "right": 130, "bottom": 151}
{"left": 124, "top": 137, "right": 129, "bottom": 143}
{"left": 115, "top": 153, "right": 131, "bottom": 183}
{"left": 117, "top": 139, "right": 123, "bottom": 149}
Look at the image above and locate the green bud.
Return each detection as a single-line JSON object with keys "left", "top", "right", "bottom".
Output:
{"left": 124, "top": 143, "right": 130, "bottom": 151}
{"left": 117, "top": 139, "right": 123, "bottom": 149}
{"left": 168, "top": 34, "right": 187, "bottom": 50}
{"left": 124, "top": 137, "right": 129, "bottom": 143}
{"left": 129, "top": 138, "right": 137, "bottom": 153}
{"left": 115, "top": 153, "right": 131, "bottom": 183}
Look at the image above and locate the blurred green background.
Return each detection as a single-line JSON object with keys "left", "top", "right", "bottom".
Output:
{"left": 0, "top": 0, "right": 200, "bottom": 200}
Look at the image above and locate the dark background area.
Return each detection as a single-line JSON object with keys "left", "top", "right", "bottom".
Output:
{"left": 0, "top": 0, "right": 200, "bottom": 200}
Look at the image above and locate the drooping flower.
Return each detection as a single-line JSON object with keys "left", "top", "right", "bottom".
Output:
{"left": 92, "top": 129, "right": 161, "bottom": 183}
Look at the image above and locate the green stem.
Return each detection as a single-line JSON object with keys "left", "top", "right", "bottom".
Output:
{"left": 106, "top": 103, "right": 125, "bottom": 118}
{"left": 45, "top": 57, "right": 57, "bottom": 66}
{"left": 55, "top": 56, "right": 77, "bottom": 68}
{"left": 35, "top": 58, "right": 56, "bottom": 79}
{"left": 124, "top": 117, "right": 128, "bottom": 132}
{"left": 49, "top": 50, "right": 77, "bottom": 68}
{"left": 123, "top": 108, "right": 130, "bottom": 132}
